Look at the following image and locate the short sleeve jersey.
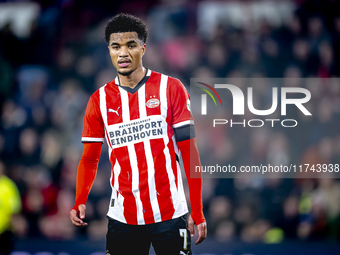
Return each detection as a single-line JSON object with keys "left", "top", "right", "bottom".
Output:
{"left": 81, "top": 70, "right": 194, "bottom": 225}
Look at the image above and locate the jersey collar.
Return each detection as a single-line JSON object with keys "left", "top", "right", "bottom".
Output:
{"left": 114, "top": 69, "right": 151, "bottom": 94}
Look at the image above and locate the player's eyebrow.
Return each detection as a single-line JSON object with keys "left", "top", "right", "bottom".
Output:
{"left": 126, "top": 40, "right": 138, "bottom": 44}
{"left": 110, "top": 40, "right": 139, "bottom": 46}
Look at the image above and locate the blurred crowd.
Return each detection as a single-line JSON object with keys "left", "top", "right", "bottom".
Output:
{"left": 0, "top": 0, "right": 340, "bottom": 245}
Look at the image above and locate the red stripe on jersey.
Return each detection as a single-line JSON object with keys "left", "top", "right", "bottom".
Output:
{"left": 81, "top": 90, "right": 105, "bottom": 140}
{"left": 116, "top": 146, "right": 138, "bottom": 225}
{"left": 134, "top": 142, "right": 155, "bottom": 224}
{"left": 166, "top": 107, "right": 175, "bottom": 138}
{"left": 167, "top": 138, "right": 178, "bottom": 189}
{"left": 105, "top": 83, "right": 123, "bottom": 126}
{"left": 166, "top": 78, "right": 175, "bottom": 141}
{"left": 145, "top": 72, "right": 162, "bottom": 117}
{"left": 150, "top": 139, "right": 175, "bottom": 221}
{"left": 128, "top": 92, "right": 139, "bottom": 120}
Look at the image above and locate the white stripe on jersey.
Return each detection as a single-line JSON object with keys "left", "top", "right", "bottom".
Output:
{"left": 108, "top": 160, "right": 126, "bottom": 223}
{"left": 99, "top": 85, "right": 108, "bottom": 127}
{"left": 172, "top": 135, "right": 189, "bottom": 218}
{"left": 173, "top": 120, "right": 194, "bottom": 128}
{"left": 160, "top": 74, "right": 179, "bottom": 213}
{"left": 127, "top": 143, "right": 144, "bottom": 224}
{"left": 99, "top": 85, "right": 114, "bottom": 192}
{"left": 99, "top": 85, "right": 114, "bottom": 166}
{"left": 81, "top": 137, "right": 104, "bottom": 142}
{"left": 119, "top": 86, "right": 145, "bottom": 225}
{"left": 100, "top": 85, "right": 125, "bottom": 222}
{"left": 138, "top": 85, "right": 162, "bottom": 223}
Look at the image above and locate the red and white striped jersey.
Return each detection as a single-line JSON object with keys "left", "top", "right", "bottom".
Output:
{"left": 81, "top": 69, "right": 194, "bottom": 225}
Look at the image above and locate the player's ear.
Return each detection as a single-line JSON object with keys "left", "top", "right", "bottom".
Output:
{"left": 142, "top": 44, "right": 146, "bottom": 56}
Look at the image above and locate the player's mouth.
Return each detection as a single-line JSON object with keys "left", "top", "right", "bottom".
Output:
{"left": 118, "top": 59, "right": 131, "bottom": 67}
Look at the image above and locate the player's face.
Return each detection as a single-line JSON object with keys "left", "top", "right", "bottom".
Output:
{"left": 108, "top": 32, "right": 146, "bottom": 76}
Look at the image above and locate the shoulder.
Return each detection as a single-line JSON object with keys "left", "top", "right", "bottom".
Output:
{"left": 168, "top": 76, "right": 183, "bottom": 87}
{"left": 157, "top": 71, "right": 185, "bottom": 89}
{"left": 150, "top": 70, "right": 181, "bottom": 84}
{"left": 148, "top": 70, "right": 187, "bottom": 93}
{"left": 90, "top": 89, "right": 100, "bottom": 101}
{"left": 168, "top": 76, "right": 188, "bottom": 94}
{"left": 90, "top": 79, "right": 116, "bottom": 103}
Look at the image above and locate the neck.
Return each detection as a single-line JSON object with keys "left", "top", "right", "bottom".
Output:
{"left": 118, "top": 65, "right": 146, "bottom": 88}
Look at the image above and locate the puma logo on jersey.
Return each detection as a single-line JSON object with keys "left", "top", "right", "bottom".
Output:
{"left": 109, "top": 107, "right": 120, "bottom": 116}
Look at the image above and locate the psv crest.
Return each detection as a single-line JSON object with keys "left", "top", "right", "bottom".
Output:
{"left": 146, "top": 98, "right": 160, "bottom": 108}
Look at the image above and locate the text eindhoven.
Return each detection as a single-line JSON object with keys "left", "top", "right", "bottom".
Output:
{"left": 109, "top": 120, "right": 163, "bottom": 146}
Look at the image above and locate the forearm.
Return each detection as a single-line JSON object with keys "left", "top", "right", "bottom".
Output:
{"left": 72, "top": 142, "right": 102, "bottom": 212}
{"left": 178, "top": 138, "right": 205, "bottom": 225}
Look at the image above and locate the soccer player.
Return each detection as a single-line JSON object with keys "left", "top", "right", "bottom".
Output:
{"left": 70, "top": 13, "right": 207, "bottom": 255}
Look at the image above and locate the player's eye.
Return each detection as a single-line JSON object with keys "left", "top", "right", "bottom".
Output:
{"left": 128, "top": 44, "right": 136, "bottom": 49}
{"left": 112, "top": 46, "right": 119, "bottom": 50}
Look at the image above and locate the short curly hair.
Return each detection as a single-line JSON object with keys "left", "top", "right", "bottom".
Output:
{"left": 105, "top": 13, "right": 148, "bottom": 44}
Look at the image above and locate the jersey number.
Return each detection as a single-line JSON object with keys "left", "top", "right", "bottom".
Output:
{"left": 179, "top": 229, "right": 188, "bottom": 250}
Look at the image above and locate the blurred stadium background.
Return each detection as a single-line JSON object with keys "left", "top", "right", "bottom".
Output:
{"left": 0, "top": 0, "right": 340, "bottom": 254}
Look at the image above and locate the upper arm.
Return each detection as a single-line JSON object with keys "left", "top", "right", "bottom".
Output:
{"left": 169, "top": 78, "right": 195, "bottom": 142}
{"left": 81, "top": 94, "right": 105, "bottom": 143}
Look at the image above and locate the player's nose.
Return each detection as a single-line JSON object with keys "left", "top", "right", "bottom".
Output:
{"left": 119, "top": 46, "right": 129, "bottom": 57}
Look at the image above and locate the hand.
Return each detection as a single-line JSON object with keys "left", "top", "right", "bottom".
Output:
{"left": 188, "top": 214, "right": 207, "bottom": 245}
{"left": 70, "top": 204, "right": 88, "bottom": 227}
